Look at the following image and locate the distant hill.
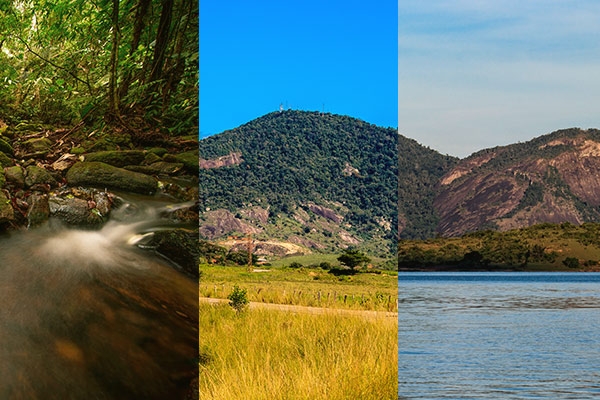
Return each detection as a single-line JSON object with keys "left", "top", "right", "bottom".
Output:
{"left": 199, "top": 110, "right": 400, "bottom": 257}
{"left": 398, "top": 135, "right": 458, "bottom": 238}
{"left": 435, "top": 128, "right": 600, "bottom": 236}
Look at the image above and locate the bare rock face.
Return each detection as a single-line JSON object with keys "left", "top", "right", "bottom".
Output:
{"left": 239, "top": 206, "right": 269, "bottom": 224}
{"left": 199, "top": 152, "right": 243, "bottom": 169}
{"left": 307, "top": 204, "right": 343, "bottom": 223}
{"left": 434, "top": 129, "right": 600, "bottom": 236}
{"left": 199, "top": 209, "right": 261, "bottom": 239}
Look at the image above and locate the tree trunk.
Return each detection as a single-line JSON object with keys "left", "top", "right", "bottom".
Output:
{"left": 161, "top": 0, "right": 195, "bottom": 111}
{"left": 149, "top": 0, "right": 173, "bottom": 85}
{"left": 118, "top": 0, "right": 151, "bottom": 101}
{"left": 108, "top": 0, "right": 120, "bottom": 118}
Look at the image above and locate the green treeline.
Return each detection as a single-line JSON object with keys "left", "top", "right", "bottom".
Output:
{"left": 397, "top": 135, "right": 457, "bottom": 239}
{"left": 398, "top": 222, "right": 600, "bottom": 270}
{"left": 0, "top": 0, "right": 198, "bottom": 137}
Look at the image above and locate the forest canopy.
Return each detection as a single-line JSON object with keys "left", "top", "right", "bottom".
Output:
{"left": 0, "top": 0, "right": 198, "bottom": 141}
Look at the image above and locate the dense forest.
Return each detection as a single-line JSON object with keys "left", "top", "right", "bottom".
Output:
{"left": 199, "top": 111, "right": 398, "bottom": 253}
{"left": 0, "top": 0, "right": 198, "bottom": 141}
{"left": 397, "top": 135, "right": 457, "bottom": 238}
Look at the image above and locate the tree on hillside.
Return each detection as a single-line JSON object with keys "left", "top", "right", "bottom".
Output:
{"left": 337, "top": 248, "right": 371, "bottom": 270}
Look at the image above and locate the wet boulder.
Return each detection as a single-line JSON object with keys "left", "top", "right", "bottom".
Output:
{"left": 27, "top": 193, "right": 50, "bottom": 227}
{"left": 66, "top": 162, "right": 158, "bottom": 195}
{"left": 145, "top": 229, "right": 199, "bottom": 278}
{"left": 48, "top": 196, "right": 104, "bottom": 226}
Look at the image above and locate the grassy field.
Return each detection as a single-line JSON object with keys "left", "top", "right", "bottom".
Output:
{"left": 199, "top": 302, "right": 398, "bottom": 399}
{"left": 200, "top": 264, "right": 398, "bottom": 312}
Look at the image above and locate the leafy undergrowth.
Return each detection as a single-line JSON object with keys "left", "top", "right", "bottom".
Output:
{"left": 200, "top": 264, "right": 398, "bottom": 312}
{"left": 199, "top": 302, "right": 397, "bottom": 400}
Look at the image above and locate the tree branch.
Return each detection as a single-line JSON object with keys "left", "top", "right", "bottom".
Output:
{"left": 15, "top": 36, "right": 94, "bottom": 95}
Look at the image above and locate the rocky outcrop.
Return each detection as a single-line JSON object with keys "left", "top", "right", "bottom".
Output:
{"left": 434, "top": 129, "right": 600, "bottom": 236}
{"left": 307, "top": 204, "right": 343, "bottom": 223}
{"left": 199, "top": 209, "right": 261, "bottom": 239}
{"left": 199, "top": 151, "right": 242, "bottom": 169}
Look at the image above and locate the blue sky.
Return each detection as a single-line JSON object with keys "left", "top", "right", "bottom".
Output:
{"left": 200, "top": 1, "right": 397, "bottom": 138}
{"left": 399, "top": 1, "right": 600, "bottom": 158}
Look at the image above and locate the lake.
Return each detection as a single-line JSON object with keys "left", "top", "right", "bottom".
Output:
{"left": 399, "top": 272, "right": 600, "bottom": 399}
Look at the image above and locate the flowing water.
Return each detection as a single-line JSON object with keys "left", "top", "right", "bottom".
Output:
{"left": 0, "top": 196, "right": 198, "bottom": 399}
{"left": 399, "top": 272, "right": 600, "bottom": 399}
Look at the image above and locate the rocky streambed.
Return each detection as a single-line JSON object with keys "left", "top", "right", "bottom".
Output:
{"left": 0, "top": 124, "right": 199, "bottom": 398}
{"left": 0, "top": 125, "right": 199, "bottom": 278}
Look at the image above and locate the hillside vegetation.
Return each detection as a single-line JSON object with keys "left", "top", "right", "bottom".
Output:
{"left": 398, "top": 222, "right": 600, "bottom": 271}
{"left": 200, "top": 110, "right": 399, "bottom": 255}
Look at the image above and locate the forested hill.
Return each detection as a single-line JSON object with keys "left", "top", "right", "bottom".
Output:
{"left": 398, "top": 135, "right": 458, "bottom": 239}
{"left": 199, "top": 111, "right": 399, "bottom": 256}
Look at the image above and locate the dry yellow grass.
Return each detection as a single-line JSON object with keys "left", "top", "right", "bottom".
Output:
{"left": 200, "top": 302, "right": 398, "bottom": 399}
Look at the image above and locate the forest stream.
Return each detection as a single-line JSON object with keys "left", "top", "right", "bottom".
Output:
{"left": 0, "top": 195, "right": 198, "bottom": 399}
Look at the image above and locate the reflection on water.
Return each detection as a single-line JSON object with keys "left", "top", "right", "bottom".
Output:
{"left": 0, "top": 201, "right": 198, "bottom": 399}
{"left": 399, "top": 273, "right": 600, "bottom": 399}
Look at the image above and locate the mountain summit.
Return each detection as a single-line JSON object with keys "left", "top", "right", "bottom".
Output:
{"left": 199, "top": 110, "right": 399, "bottom": 256}
{"left": 435, "top": 128, "right": 600, "bottom": 236}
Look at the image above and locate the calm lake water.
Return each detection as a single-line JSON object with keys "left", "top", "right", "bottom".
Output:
{"left": 399, "top": 272, "right": 600, "bottom": 399}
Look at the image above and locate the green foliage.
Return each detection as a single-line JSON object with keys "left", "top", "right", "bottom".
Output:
{"left": 337, "top": 248, "right": 371, "bottom": 269}
{"left": 289, "top": 262, "right": 303, "bottom": 269}
{"left": 398, "top": 222, "right": 600, "bottom": 270}
{"left": 0, "top": 0, "right": 198, "bottom": 136}
{"left": 563, "top": 257, "right": 580, "bottom": 269}
{"left": 200, "top": 111, "right": 430, "bottom": 256}
{"left": 227, "top": 285, "right": 249, "bottom": 313}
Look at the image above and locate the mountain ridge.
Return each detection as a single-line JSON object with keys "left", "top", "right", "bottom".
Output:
{"left": 200, "top": 110, "right": 413, "bottom": 257}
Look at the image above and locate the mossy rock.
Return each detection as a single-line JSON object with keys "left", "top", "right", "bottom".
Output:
{"left": 0, "top": 190, "right": 14, "bottom": 224}
{"left": 143, "top": 152, "right": 162, "bottom": 165}
{"left": 0, "top": 169, "right": 6, "bottom": 188}
{"left": 148, "top": 147, "right": 168, "bottom": 157}
{"left": 84, "top": 150, "right": 146, "bottom": 168}
{"left": 0, "top": 152, "right": 13, "bottom": 168}
{"left": 25, "top": 165, "right": 57, "bottom": 188}
{"left": 66, "top": 161, "right": 158, "bottom": 195}
{"left": 21, "top": 137, "right": 52, "bottom": 157}
{"left": 4, "top": 166, "right": 24, "bottom": 188}
{"left": 164, "top": 151, "right": 198, "bottom": 174}
{"left": 125, "top": 161, "right": 184, "bottom": 175}
{"left": 0, "top": 137, "right": 14, "bottom": 156}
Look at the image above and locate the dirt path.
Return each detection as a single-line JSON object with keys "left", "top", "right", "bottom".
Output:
{"left": 199, "top": 297, "right": 398, "bottom": 318}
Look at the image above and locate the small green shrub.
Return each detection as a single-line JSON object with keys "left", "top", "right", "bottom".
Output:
{"left": 227, "top": 285, "right": 249, "bottom": 313}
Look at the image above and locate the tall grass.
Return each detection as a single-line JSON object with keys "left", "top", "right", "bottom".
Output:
{"left": 200, "top": 265, "right": 398, "bottom": 312}
{"left": 200, "top": 303, "right": 397, "bottom": 399}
